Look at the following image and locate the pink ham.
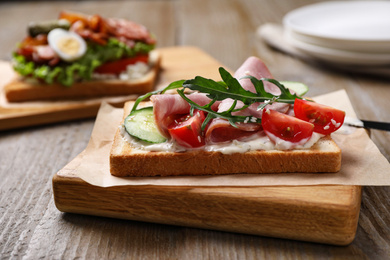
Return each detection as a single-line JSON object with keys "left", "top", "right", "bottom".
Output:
{"left": 234, "top": 56, "right": 277, "bottom": 94}
{"left": 35, "top": 45, "right": 57, "bottom": 60}
{"left": 205, "top": 118, "right": 262, "bottom": 143}
{"left": 151, "top": 93, "right": 219, "bottom": 138}
{"left": 233, "top": 56, "right": 290, "bottom": 118}
{"left": 206, "top": 56, "right": 289, "bottom": 143}
{"left": 32, "top": 45, "right": 60, "bottom": 66}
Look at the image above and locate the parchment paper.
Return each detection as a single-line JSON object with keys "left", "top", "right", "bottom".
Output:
{"left": 73, "top": 89, "right": 390, "bottom": 187}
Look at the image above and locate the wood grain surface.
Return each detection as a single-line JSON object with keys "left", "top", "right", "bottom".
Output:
{"left": 53, "top": 169, "right": 362, "bottom": 246}
{"left": 1, "top": 0, "right": 390, "bottom": 259}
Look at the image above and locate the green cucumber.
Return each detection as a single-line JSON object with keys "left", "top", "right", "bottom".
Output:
{"left": 124, "top": 107, "right": 166, "bottom": 143}
{"left": 281, "top": 81, "right": 309, "bottom": 96}
{"left": 28, "top": 19, "right": 70, "bottom": 37}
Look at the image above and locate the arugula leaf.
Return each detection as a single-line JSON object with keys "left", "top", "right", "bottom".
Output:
{"left": 182, "top": 68, "right": 259, "bottom": 105}
{"left": 242, "top": 76, "right": 301, "bottom": 111}
{"left": 249, "top": 77, "right": 300, "bottom": 103}
{"left": 177, "top": 88, "right": 260, "bottom": 130}
{"left": 130, "top": 66, "right": 302, "bottom": 129}
{"left": 183, "top": 67, "right": 300, "bottom": 107}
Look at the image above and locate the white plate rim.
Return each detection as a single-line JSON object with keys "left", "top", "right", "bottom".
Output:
{"left": 285, "top": 28, "right": 390, "bottom": 53}
{"left": 283, "top": 1, "right": 390, "bottom": 43}
{"left": 285, "top": 32, "right": 390, "bottom": 65}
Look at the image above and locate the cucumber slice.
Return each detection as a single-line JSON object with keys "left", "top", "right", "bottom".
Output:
{"left": 124, "top": 107, "right": 167, "bottom": 143}
{"left": 281, "top": 81, "right": 309, "bottom": 96}
{"left": 28, "top": 19, "right": 70, "bottom": 37}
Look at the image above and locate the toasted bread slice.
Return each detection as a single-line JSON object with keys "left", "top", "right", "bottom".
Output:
{"left": 4, "top": 50, "right": 161, "bottom": 102}
{"left": 109, "top": 101, "right": 342, "bottom": 177}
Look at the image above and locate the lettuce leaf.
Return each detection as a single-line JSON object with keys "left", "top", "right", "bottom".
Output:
{"left": 13, "top": 38, "right": 154, "bottom": 87}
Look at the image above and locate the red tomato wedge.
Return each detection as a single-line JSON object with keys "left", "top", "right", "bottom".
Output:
{"left": 294, "top": 99, "right": 345, "bottom": 135}
{"left": 94, "top": 55, "right": 148, "bottom": 75}
{"left": 168, "top": 111, "right": 206, "bottom": 148}
{"left": 262, "top": 109, "right": 314, "bottom": 143}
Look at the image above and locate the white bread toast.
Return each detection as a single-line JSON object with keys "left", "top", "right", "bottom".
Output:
{"left": 4, "top": 50, "right": 161, "bottom": 102}
{"left": 109, "top": 101, "right": 342, "bottom": 177}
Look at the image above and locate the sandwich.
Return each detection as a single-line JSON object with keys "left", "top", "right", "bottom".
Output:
{"left": 110, "top": 57, "right": 345, "bottom": 177}
{"left": 4, "top": 11, "right": 161, "bottom": 102}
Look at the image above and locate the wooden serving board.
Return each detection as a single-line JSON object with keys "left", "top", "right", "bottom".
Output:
{"left": 53, "top": 160, "right": 361, "bottom": 246}
{"left": 52, "top": 47, "right": 362, "bottom": 245}
{"left": 0, "top": 46, "right": 222, "bottom": 131}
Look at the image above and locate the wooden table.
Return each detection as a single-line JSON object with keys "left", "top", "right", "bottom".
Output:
{"left": 1, "top": 0, "right": 389, "bottom": 258}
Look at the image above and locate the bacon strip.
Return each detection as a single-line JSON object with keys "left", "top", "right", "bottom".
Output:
{"left": 59, "top": 11, "right": 156, "bottom": 46}
{"left": 106, "top": 18, "right": 155, "bottom": 45}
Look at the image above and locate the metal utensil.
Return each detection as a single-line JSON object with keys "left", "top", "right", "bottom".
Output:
{"left": 344, "top": 117, "right": 390, "bottom": 131}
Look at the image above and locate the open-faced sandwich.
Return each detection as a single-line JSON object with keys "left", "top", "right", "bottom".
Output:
{"left": 110, "top": 57, "right": 345, "bottom": 177}
{"left": 4, "top": 11, "right": 161, "bottom": 102}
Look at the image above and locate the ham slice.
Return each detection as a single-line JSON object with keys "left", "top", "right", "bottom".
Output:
{"left": 35, "top": 45, "right": 57, "bottom": 60}
{"left": 151, "top": 93, "right": 219, "bottom": 138}
{"left": 32, "top": 45, "right": 60, "bottom": 66}
{"left": 205, "top": 118, "right": 262, "bottom": 143}
{"left": 234, "top": 56, "right": 276, "bottom": 94}
{"left": 233, "top": 56, "right": 290, "bottom": 118}
{"left": 206, "top": 56, "right": 289, "bottom": 143}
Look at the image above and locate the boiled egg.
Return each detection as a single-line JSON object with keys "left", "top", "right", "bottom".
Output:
{"left": 48, "top": 28, "right": 87, "bottom": 62}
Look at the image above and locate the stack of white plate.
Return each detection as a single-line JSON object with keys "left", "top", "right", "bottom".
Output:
{"left": 283, "top": 1, "right": 390, "bottom": 66}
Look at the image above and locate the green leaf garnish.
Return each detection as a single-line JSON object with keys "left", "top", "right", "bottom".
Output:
{"left": 177, "top": 88, "right": 259, "bottom": 129}
{"left": 130, "top": 66, "right": 303, "bottom": 129}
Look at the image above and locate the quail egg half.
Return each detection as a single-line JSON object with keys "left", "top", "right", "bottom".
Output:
{"left": 48, "top": 28, "right": 87, "bottom": 62}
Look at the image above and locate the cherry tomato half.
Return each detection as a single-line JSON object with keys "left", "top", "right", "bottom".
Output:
{"left": 294, "top": 99, "right": 345, "bottom": 135}
{"left": 94, "top": 55, "right": 148, "bottom": 75}
{"left": 168, "top": 110, "right": 206, "bottom": 148}
{"left": 262, "top": 109, "right": 314, "bottom": 143}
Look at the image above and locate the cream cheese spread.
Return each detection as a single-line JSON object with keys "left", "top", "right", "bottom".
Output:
{"left": 120, "top": 124, "right": 325, "bottom": 154}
